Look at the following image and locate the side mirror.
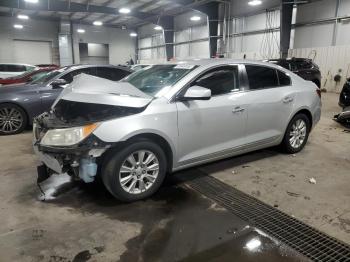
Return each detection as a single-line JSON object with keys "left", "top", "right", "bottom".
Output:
{"left": 51, "top": 78, "right": 67, "bottom": 89}
{"left": 181, "top": 85, "right": 211, "bottom": 101}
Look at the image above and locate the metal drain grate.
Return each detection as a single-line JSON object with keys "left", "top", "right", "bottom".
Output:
{"left": 186, "top": 171, "right": 350, "bottom": 262}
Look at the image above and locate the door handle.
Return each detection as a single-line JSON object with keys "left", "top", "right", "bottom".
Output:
{"left": 282, "top": 97, "right": 294, "bottom": 103}
{"left": 232, "top": 107, "right": 245, "bottom": 113}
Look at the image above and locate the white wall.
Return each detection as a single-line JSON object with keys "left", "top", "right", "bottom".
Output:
{"left": 174, "top": 11, "right": 209, "bottom": 60}
{"left": 293, "top": 0, "right": 350, "bottom": 48}
{"left": 72, "top": 24, "right": 136, "bottom": 65}
{"left": 137, "top": 24, "right": 166, "bottom": 64}
{"left": 227, "top": 10, "right": 280, "bottom": 60}
{"left": 137, "top": 11, "right": 210, "bottom": 63}
{"left": 0, "top": 16, "right": 59, "bottom": 65}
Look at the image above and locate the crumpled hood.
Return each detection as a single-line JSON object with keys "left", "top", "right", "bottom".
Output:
{"left": 52, "top": 74, "right": 153, "bottom": 109}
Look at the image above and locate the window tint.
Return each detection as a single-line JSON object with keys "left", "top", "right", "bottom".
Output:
{"left": 275, "top": 61, "right": 291, "bottom": 70}
{"left": 0, "top": 65, "right": 6, "bottom": 71}
{"left": 192, "top": 66, "right": 239, "bottom": 96}
{"left": 61, "top": 67, "right": 96, "bottom": 83}
{"left": 295, "top": 60, "right": 312, "bottom": 70}
{"left": 7, "top": 65, "right": 26, "bottom": 72}
{"left": 245, "top": 65, "right": 279, "bottom": 90}
{"left": 30, "top": 71, "right": 48, "bottom": 82}
{"left": 277, "top": 70, "right": 291, "bottom": 86}
{"left": 96, "top": 67, "right": 129, "bottom": 81}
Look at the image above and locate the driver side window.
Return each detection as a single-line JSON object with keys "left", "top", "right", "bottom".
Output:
{"left": 191, "top": 66, "right": 239, "bottom": 96}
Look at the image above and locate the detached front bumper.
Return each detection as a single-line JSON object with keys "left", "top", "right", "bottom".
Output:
{"left": 33, "top": 120, "right": 110, "bottom": 183}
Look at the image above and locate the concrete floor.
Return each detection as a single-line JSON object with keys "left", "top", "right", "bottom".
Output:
{"left": 0, "top": 92, "right": 348, "bottom": 261}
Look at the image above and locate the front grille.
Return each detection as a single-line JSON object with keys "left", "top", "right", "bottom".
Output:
{"left": 186, "top": 170, "right": 350, "bottom": 262}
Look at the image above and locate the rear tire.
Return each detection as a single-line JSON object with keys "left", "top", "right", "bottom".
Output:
{"left": 101, "top": 140, "right": 167, "bottom": 202}
{"left": 281, "top": 113, "right": 311, "bottom": 154}
{"left": 0, "top": 103, "right": 28, "bottom": 135}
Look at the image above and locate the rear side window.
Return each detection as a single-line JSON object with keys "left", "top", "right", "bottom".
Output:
{"left": 7, "top": 65, "right": 26, "bottom": 72}
{"left": 245, "top": 65, "right": 279, "bottom": 90}
{"left": 277, "top": 70, "right": 291, "bottom": 86}
{"left": 192, "top": 66, "right": 240, "bottom": 96}
{"left": 96, "top": 67, "right": 130, "bottom": 81}
{"left": 0, "top": 65, "right": 6, "bottom": 71}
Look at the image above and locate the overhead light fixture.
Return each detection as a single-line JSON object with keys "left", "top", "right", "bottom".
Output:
{"left": 130, "top": 32, "right": 137, "bottom": 37}
{"left": 24, "top": 0, "right": 39, "bottom": 3}
{"left": 93, "top": 21, "right": 103, "bottom": 26}
{"left": 248, "top": 0, "right": 262, "bottom": 6}
{"left": 77, "top": 28, "right": 85, "bottom": 33}
{"left": 154, "top": 25, "right": 162, "bottom": 30}
{"left": 190, "top": 16, "right": 201, "bottom": 21}
{"left": 14, "top": 24, "right": 23, "bottom": 29}
{"left": 17, "top": 14, "right": 29, "bottom": 20}
{"left": 119, "top": 8, "right": 131, "bottom": 14}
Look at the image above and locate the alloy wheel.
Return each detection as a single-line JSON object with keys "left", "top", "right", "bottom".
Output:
{"left": 289, "top": 119, "right": 307, "bottom": 149}
{"left": 0, "top": 107, "right": 23, "bottom": 134}
{"left": 119, "top": 150, "right": 160, "bottom": 194}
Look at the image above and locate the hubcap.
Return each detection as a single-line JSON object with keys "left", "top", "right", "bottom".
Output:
{"left": 0, "top": 107, "right": 23, "bottom": 133}
{"left": 289, "top": 119, "right": 307, "bottom": 149}
{"left": 119, "top": 150, "right": 159, "bottom": 194}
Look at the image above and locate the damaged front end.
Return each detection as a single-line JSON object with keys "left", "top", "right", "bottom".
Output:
{"left": 33, "top": 112, "right": 110, "bottom": 183}
{"left": 33, "top": 74, "right": 152, "bottom": 185}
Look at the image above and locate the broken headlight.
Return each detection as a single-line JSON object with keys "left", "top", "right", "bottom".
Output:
{"left": 40, "top": 123, "right": 99, "bottom": 146}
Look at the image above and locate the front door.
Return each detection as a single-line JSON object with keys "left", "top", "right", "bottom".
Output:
{"left": 176, "top": 65, "right": 247, "bottom": 166}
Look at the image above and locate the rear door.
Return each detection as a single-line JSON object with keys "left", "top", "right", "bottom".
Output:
{"left": 176, "top": 65, "right": 248, "bottom": 165}
{"left": 243, "top": 65, "right": 295, "bottom": 145}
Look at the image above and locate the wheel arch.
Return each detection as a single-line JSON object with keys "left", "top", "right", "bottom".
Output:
{"left": 293, "top": 108, "right": 313, "bottom": 126}
{"left": 103, "top": 132, "right": 175, "bottom": 173}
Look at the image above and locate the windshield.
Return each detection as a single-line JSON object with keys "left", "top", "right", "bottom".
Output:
{"left": 122, "top": 64, "right": 197, "bottom": 97}
{"left": 31, "top": 67, "right": 68, "bottom": 84}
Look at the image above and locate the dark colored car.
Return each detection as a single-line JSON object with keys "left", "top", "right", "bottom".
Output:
{"left": 35, "top": 64, "right": 59, "bottom": 68}
{"left": 0, "top": 64, "right": 132, "bottom": 135}
{"left": 0, "top": 67, "right": 56, "bottom": 86}
{"left": 268, "top": 58, "right": 321, "bottom": 88}
{"left": 339, "top": 78, "right": 350, "bottom": 108}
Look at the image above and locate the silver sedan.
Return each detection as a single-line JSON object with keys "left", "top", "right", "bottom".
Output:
{"left": 33, "top": 59, "right": 322, "bottom": 202}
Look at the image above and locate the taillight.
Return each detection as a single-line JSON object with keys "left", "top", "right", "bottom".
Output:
{"left": 316, "top": 88, "right": 321, "bottom": 98}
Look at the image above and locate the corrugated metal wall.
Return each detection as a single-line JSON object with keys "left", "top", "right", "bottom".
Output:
{"left": 289, "top": 46, "right": 350, "bottom": 92}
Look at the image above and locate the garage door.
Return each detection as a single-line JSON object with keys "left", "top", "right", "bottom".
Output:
{"left": 13, "top": 40, "right": 52, "bottom": 65}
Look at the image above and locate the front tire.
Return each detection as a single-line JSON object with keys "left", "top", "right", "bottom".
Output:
{"left": 281, "top": 113, "right": 311, "bottom": 154}
{"left": 101, "top": 140, "right": 167, "bottom": 202}
{"left": 0, "top": 103, "right": 28, "bottom": 135}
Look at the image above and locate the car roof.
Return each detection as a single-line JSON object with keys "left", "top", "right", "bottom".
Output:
{"left": 155, "top": 58, "right": 285, "bottom": 68}
{"left": 63, "top": 64, "right": 132, "bottom": 71}
{"left": 268, "top": 58, "right": 311, "bottom": 62}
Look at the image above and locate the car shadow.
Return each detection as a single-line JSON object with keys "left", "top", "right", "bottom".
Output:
{"left": 27, "top": 146, "right": 304, "bottom": 262}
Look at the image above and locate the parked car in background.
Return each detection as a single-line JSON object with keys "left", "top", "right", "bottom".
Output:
{"left": 0, "top": 66, "right": 56, "bottom": 86}
{"left": 0, "top": 63, "right": 36, "bottom": 79}
{"left": 0, "top": 64, "right": 132, "bottom": 135}
{"left": 35, "top": 64, "right": 59, "bottom": 69}
{"left": 339, "top": 78, "right": 350, "bottom": 108}
{"left": 268, "top": 58, "right": 321, "bottom": 88}
{"left": 33, "top": 59, "right": 321, "bottom": 202}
